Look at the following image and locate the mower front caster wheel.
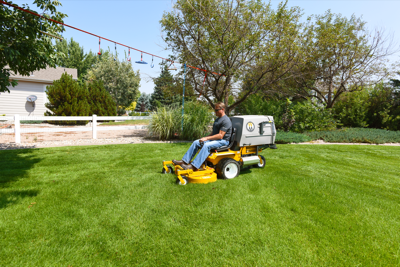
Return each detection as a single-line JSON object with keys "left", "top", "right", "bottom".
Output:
{"left": 216, "top": 158, "right": 240, "bottom": 179}
{"left": 253, "top": 155, "right": 266, "bottom": 168}
{"left": 176, "top": 176, "right": 188, "bottom": 185}
{"left": 162, "top": 166, "right": 174, "bottom": 174}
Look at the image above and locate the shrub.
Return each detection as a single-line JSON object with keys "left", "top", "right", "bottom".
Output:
{"left": 366, "top": 84, "right": 400, "bottom": 131}
{"left": 125, "top": 102, "right": 137, "bottom": 112}
{"left": 291, "top": 101, "right": 337, "bottom": 133}
{"left": 21, "top": 121, "right": 44, "bottom": 124}
{"left": 235, "top": 94, "right": 289, "bottom": 130}
{"left": 275, "top": 131, "right": 312, "bottom": 144}
{"left": 236, "top": 94, "right": 337, "bottom": 133}
{"left": 235, "top": 94, "right": 284, "bottom": 120}
{"left": 305, "top": 128, "right": 400, "bottom": 144}
{"left": 87, "top": 80, "right": 117, "bottom": 116}
{"left": 45, "top": 73, "right": 90, "bottom": 125}
{"left": 332, "top": 89, "right": 370, "bottom": 128}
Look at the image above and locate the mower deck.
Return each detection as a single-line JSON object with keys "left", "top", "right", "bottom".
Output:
{"left": 163, "top": 161, "right": 217, "bottom": 185}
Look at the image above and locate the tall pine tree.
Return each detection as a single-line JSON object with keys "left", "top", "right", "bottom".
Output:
{"left": 87, "top": 80, "right": 117, "bottom": 116}
{"left": 55, "top": 38, "right": 97, "bottom": 81}
{"left": 45, "top": 73, "right": 90, "bottom": 125}
{"left": 150, "top": 65, "right": 174, "bottom": 110}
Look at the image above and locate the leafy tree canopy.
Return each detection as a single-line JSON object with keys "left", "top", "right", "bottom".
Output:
{"left": 85, "top": 51, "right": 141, "bottom": 111}
{"left": 274, "top": 10, "right": 396, "bottom": 108}
{"left": 161, "top": 0, "right": 302, "bottom": 114}
{"left": 1, "top": 0, "right": 67, "bottom": 93}
{"left": 55, "top": 38, "right": 97, "bottom": 81}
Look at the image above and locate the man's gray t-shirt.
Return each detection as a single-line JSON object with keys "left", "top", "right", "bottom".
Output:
{"left": 211, "top": 115, "right": 232, "bottom": 141}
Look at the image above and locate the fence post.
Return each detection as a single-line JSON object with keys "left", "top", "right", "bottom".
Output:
{"left": 92, "top": 114, "right": 97, "bottom": 139}
{"left": 15, "top": 114, "right": 21, "bottom": 144}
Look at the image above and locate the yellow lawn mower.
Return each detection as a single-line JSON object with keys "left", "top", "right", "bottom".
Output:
{"left": 162, "top": 115, "right": 277, "bottom": 185}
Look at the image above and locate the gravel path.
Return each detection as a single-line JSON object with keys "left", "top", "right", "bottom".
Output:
{"left": 0, "top": 128, "right": 190, "bottom": 150}
{"left": 0, "top": 137, "right": 191, "bottom": 150}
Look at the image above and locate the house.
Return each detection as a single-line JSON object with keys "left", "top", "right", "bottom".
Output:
{"left": 0, "top": 67, "right": 78, "bottom": 116}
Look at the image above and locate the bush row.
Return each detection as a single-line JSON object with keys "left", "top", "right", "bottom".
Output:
{"left": 45, "top": 73, "right": 116, "bottom": 125}
{"left": 236, "top": 95, "right": 337, "bottom": 133}
{"left": 275, "top": 128, "right": 400, "bottom": 144}
{"left": 275, "top": 132, "right": 312, "bottom": 144}
{"left": 304, "top": 128, "right": 400, "bottom": 144}
{"left": 148, "top": 102, "right": 400, "bottom": 144}
{"left": 332, "top": 84, "right": 400, "bottom": 131}
{"left": 236, "top": 83, "right": 400, "bottom": 132}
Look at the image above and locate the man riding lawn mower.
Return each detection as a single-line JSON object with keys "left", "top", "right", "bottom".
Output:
{"left": 162, "top": 102, "right": 277, "bottom": 185}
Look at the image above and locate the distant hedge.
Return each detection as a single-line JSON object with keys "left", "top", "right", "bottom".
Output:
{"left": 275, "top": 132, "right": 312, "bottom": 144}
{"left": 275, "top": 128, "right": 400, "bottom": 144}
{"left": 304, "top": 128, "right": 400, "bottom": 144}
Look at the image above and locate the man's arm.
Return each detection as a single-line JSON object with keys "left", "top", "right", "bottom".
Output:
{"left": 200, "top": 130, "right": 226, "bottom": 142}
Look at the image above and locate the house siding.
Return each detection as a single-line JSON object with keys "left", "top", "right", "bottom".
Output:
{"left": 0, "top": 81, "right": 50, "bottom": 116}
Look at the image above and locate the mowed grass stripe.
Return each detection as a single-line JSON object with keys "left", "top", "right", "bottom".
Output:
{"left": 0, "top": 144, "right": 399, "bottom": 266}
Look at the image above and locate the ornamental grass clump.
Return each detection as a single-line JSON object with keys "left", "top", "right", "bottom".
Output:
{"left": 148, "top": 102, "right": 213, "bottom": 141}
{"left": 180, "top": 102, "right": 214, "bottom": 140}
{"left": 148, "top": 107, "right": 180, "bottom": 140}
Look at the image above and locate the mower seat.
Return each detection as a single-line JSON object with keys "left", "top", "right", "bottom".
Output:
{"left": 215, "top": 128, "right": 237, "bottom": 152}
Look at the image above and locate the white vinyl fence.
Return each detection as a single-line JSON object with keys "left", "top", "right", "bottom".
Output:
{"left": 0, "top": 115, "right": 150, "bottom": 144}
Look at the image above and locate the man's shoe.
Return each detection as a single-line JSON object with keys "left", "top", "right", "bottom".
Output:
{"left": 172, "top": 159, "right": 185, "bottom": 166}
{"left": 181, "top": 163, "right": 198, "bottom": 171}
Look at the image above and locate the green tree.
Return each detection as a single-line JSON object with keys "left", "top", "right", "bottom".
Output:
{"left": 332, "top": 89, "right": 370, "bottom": 128}
{"left": 1, "top": 0, "right": 67, "bottom": 93}
{"left": 285, "top": 10, "right": 395, "bottom": 108}
{"left": 150, "top": 65, "right": 171, "bottom": 110}
{"left": 366, "top": 83, "right": 400, "bottom": 130}
{"left": 45, "top": 73, "right": 90, "bottom": 124}
{"left": 135, "top": 92, "right": 151, "bottom": 112}
{"left": 87, "top": 80, "right": 117, "bottom": 116}
{"left": 85, "top": 52, "right": 140, "bottom": 112}
{"left": 55, "top": 38, "right": 97, "bottom": 81}
{"left": 161, "top": 0, "right": 302, "bottom": 114}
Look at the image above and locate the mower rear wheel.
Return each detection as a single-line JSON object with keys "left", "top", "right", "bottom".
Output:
{"left": 162, "top": 166, "right": 174, "bottom": 174}
{"left": 176, "top": 176, "right": 188, "bottom": 185}
{"left": 253, "top": 155, "right": 266, "bottom": 168}
{"left": 216, "top": 158, "right": 240, "bottom": 179}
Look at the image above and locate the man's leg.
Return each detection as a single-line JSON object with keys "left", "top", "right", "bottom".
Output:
{"left": 181, "top": 139, "right": 202, "bottom": 164}
{"left": 191, "top": 139, "right": 229, "bottom": 169}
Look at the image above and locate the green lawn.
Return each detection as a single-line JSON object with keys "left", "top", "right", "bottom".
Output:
{"left": 1, "top": 144, "right": 399, "bottom": 266}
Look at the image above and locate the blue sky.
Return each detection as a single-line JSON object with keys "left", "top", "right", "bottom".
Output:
{"left": 11, "top": 0, "right": 400, "bottom": 94}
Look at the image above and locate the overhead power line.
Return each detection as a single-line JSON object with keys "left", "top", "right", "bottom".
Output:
{"left": 0, "top": 0, "right": 224, "bottom": 76}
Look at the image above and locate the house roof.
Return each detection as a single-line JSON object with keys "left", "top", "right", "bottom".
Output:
{"left": 9, "top": 66, "right": 78, "bottom": 84}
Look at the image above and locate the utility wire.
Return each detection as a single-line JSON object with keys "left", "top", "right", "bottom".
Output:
{"left": 0, "top": 0, "right": 224, "bottom": 76}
